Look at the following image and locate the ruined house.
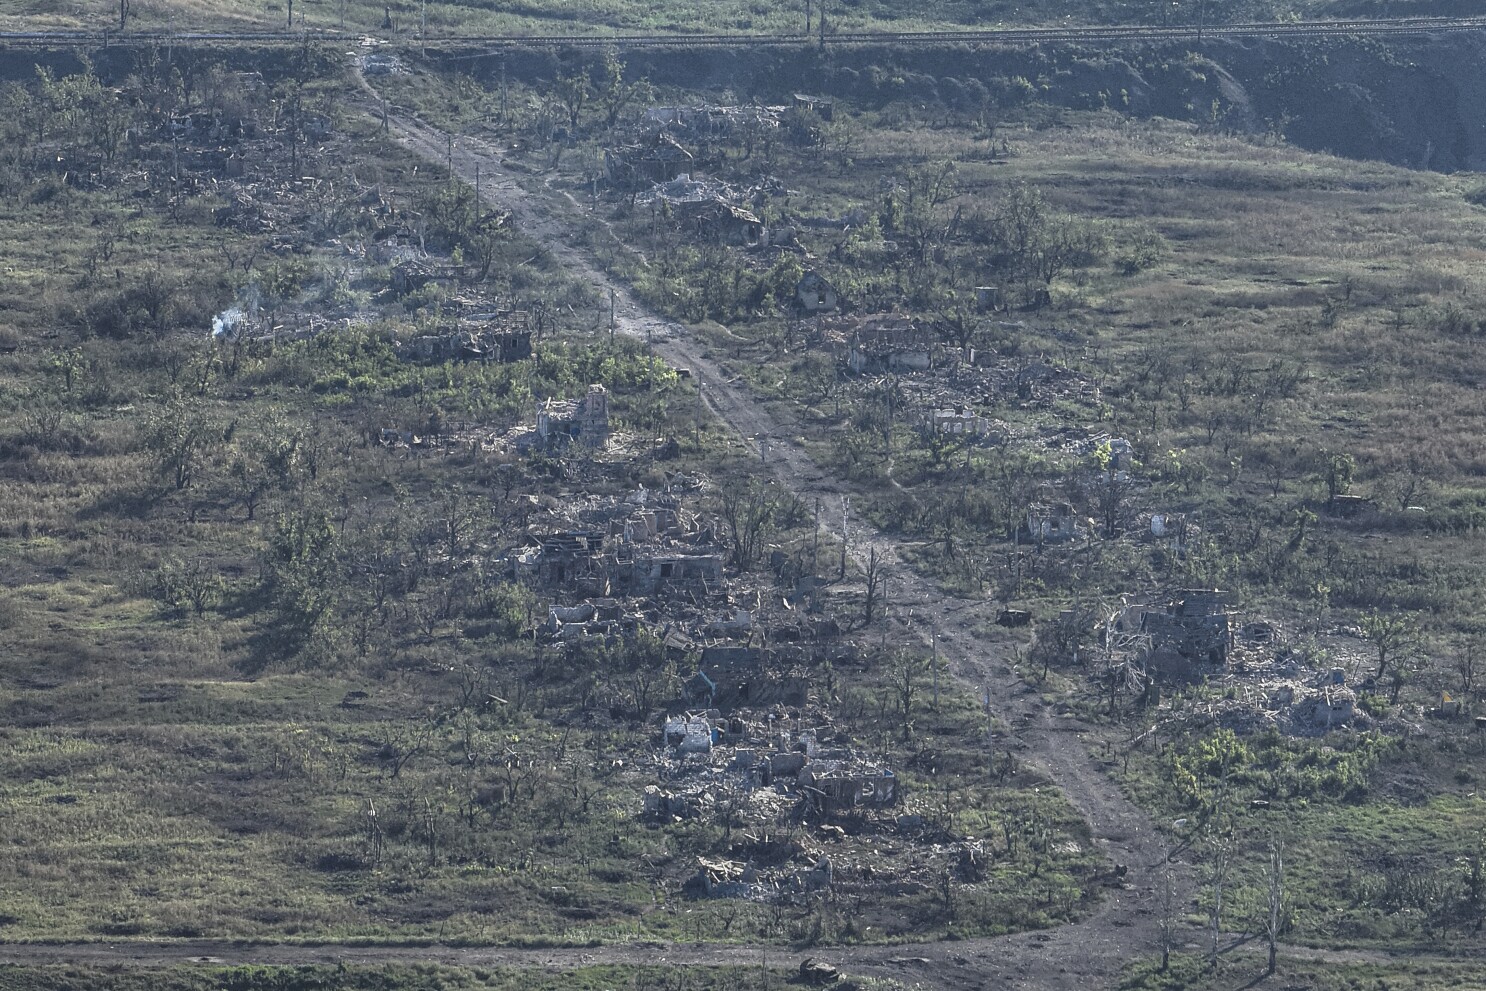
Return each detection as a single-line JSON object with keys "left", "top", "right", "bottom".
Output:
{"left": 926, "top": 406, "right": 994, "bottom": 437}
{"left": 1027, "top": 502, "right": 1084, "bottom": 543}
{"left": 663, "top": 713, "right": 717, "bottom": 753}
{"left": 517, "top": 529, "right": 606, "bottom": 586}
{"left": 1113, "top": 589, "right": 1236, "bottom": 675}
{"left": 535, "top": 384, "right": 610, "bottom": 450}
{"left": 408, "top": 327, "right": 531, "bottom": 364}
{"left": 796, "top": 271, "right": 839, "bottom": 314}
{"left": 630, "top": 550, "right": 724, "bottom": 595}
{"left": 605, "top": 132, "right": 694, "bottom": 190}
{"left": 391, "top": 259, "right": 467, "bottom": 296}
{"left": 685, "top": 645, "right": 807, "bottom": 709}
{"left": 799, "top": 763, "right": 896, "bottom": 815}
{"left": 676, "top": 200, "right": 764, "bottom": 246}
{"left": 844, "top": 318, "right": 933, "bottom": 374}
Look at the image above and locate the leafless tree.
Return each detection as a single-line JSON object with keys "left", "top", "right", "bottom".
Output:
{"left": 1360, "top": 609, "right": 1420, "bottom": 682}
{"left": 720, "top": 477, "right": 786, "bottom": 571}
{"left": 1263, "top": 837, "right": 1287, "bottom": 975}
{"left": 1158, "top": 858, "right": 1177, "bottom": 972}
{"left": 1206, "top": 826, "right": 1235, "bottom": 971}
{"left": 889, "top": 650, "right": 925, "bottom": 742}
{"left": 861, "top": 545, "right": 887, "bottom": 628}
{"left": 1456, "top": 640, "right": 1478, "bottom": 701}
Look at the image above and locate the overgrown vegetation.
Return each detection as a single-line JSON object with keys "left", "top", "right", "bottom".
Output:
{"left": 0, "top": 46, "right": 1103, "bottom": 947}
{"left": 391, "top": 39, "right": 1486, "bottom": 966}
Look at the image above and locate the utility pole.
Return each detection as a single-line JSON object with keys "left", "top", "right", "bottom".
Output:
{"left": 286, "top": 0, "right": 293, "bottom": 30}
{"left": 609, "top": 288, "right": 617, "bottom": 337}
{"left": 446, "top": 133, "right": 454, "bottom": 179}
{"left": 818, "top": 0, "right": 826, "bottom": 49}
{"left": 500, "top": 61, "right": 508, "bottom": 123}
{"left": 804, "top": 0, "right": 811, "bottom": 35}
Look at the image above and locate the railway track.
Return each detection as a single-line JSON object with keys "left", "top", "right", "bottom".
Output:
{"left": 1, "top": 15, "right": 1484, "bottom": 50}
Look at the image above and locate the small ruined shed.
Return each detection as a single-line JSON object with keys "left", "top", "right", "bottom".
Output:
{"left": 1027, "top": 502, "right": 1084, "bottom": 543}
{"left": 796, "top": 271, "right": 839, "bottom": 314}
{"left": 792, "top": 94, "right": 835, "bottom": 121}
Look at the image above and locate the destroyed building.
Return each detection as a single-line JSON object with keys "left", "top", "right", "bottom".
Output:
{"left": 840, "top": 316, "right": 933, "bottom": 374}
{"left": 676, "top": 200, "right": 764, "bottom": 246}
{"left": 1027, "top": 502, "right": 1084, "bottom": 543}
{"left": 685, "top": 645, "right": 809, "bottom": 709}
{"left": 391, "top": 259, "right": 469, "bottom": 296}
{"left": 630, "top": 549, "right": 724, "bottom": 595}
{"left": 643, "top": 103, "right": 783, "bottom": 139}
{"left": 605, "top": 132, "right": 694, "bottom": 190}
{"left": 512, "top": 529, "right": 608, "bottom": 588}
{"left": 1111, "top": 589, "right": 1236, "bottom": 675}
{"left": 792, "top": 94, "right": 835, "bottom": 121}
{"left": 925, "top": 406, "right": 994, "bottom": 437}
{"left": 796, "top": 271, "right": 839, "bottom": 314}
{"left": 534, "top": 384, "right": 610, "bottom": 451}
{"left": 406, "top": 326, "right": 531, "bottom": 364}
{"left": 799, "top": 763, "right": 896, "bottom": 815}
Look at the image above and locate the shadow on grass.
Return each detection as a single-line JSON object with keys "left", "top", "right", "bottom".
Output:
{"left": 78, "top": 483, "right": 163, "bottom": 521}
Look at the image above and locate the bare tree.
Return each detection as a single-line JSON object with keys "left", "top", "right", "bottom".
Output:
{"left": 1360, "top": 609, "right": 1420, "bottom": 682}
{"left": 1456, "top": 640, "right": 1478, "bottom": 701}
{"left": 719, "top": 477, "right": 786, "bottom": 571}
{"left": 380, "top": 712, "right": 442, "bottom": 778}
{"left": 1206, "top": 827, "right": 1235, "bottom": 971}
{"left": 888, "top": 650, "right": 925, "bottom": 742}
{"left": 1091, "top": 463, "right": 1134, "bottom": 538}
{"left": 1158, "top": 858, "right": 1178, "bottom": 972}
{"left": 861, "top": 545, "right": 887, "bottom": 628}
{"left": 1263, "top": 837, "right": 1287, "bottom": 975}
